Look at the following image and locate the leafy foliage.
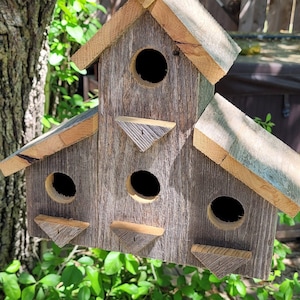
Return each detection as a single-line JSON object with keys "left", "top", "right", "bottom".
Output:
{"left": 43, "top": 0, "right": 103, "bottom": 129}
{"left": 254, "top": 113, "right": 275, "bottom": 133}
{"left": 0, "top": 243, "right": 300, "bottom": 299}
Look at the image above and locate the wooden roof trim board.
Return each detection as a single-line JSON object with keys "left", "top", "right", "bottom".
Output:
{"left": 71, "top": 0, "right": 145, "bottom": 70}
{"left": 149, "top": 0, "right": 240, "bottom": 84}
{"left": 0, "top": 106, "right": 98, "bottom": 177}
{"left": 193, "top": 93, "right": 300, "bottom": 217}
{"left": 71, "top": 0, "right": 240, "bottom": 84}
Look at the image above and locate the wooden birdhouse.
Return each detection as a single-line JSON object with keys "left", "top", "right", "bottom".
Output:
{"left": 1, "top": 0, "right": 300, "bottom": 280}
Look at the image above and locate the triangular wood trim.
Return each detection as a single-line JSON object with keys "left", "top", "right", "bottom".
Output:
{"left": 110, "top": 221, "right": 164, "bottom": 253}
{"left": 191, "top": 244, "right": 252, "bottom": 278}
{"left": 115, "top": 116, "right": 176, "bottom": 152}
{"left": 193, "top": 93, "right": 300, "bottom": 217}
{"left": 0, "top": 107, "right": 98, "bottom": 176}
{"left": 34, "top": 214, "right": 90, "bottom": 248}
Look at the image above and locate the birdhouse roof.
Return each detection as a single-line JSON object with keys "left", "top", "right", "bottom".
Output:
{"left": 0, "top": 107, "right": 98, "bottom": 177}
{"left": 71, "top": 0, "right": 241, "bottom": 84}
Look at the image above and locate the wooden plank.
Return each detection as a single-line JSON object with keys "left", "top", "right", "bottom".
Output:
{"left": 110, "top": 221, "right": 164, "bottom": 253}
{"left": 0, "top": 106, "right": 98, "bottom": 176}
{"left": 193, "top": 93, "right": 300, "bottom": 217}
{"left": 149, "top": 0, "right": 240, "bottom": 84}
{"left": 138, "top": 0, "right": 156, "bottom": 8}
{"left": 71, "top": 0, "right": 144, "bottom": 70}
{"left": 34, "top": 214, "right": 90, "bottom": 247}
{"left": 191, "top": 245, "right": 252, "bottom": 278}
{"left": 115, "top": 116, "right": 176, "bottom": 152}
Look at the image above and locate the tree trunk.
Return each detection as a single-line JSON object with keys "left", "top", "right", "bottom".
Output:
{"left": 0, "top": 0, "right": 56, "bottom": 269}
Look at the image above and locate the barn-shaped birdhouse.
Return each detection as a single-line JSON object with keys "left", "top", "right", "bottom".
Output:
{"left": 1, "top": 0, "right": 300, "bottom": 280}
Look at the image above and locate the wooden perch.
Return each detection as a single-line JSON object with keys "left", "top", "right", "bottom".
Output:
{"left": 0, "top": 107, "right": 98, "bottom": 176}
{"left": 34, "top": 214, "right": 90, "bottom": 247}
{"left": 193, "top": 93, "right": 300, "bottom": 217}
{"left": 110, "top": 221, "right": 164, "bottom": 253}
{"left": 191, "top": 244, "right": 252, "bottom": 278}
{"left": 115, "top": 116, "right": 176, "bottom": 152}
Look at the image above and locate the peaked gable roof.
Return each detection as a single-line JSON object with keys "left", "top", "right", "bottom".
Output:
{"left": 71, "top": 0, "right": 240, "bottom": 84}
{"left": 193, "top": 93, "right": 300, "bottom": 217}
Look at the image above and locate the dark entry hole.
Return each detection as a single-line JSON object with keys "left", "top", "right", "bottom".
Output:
{"left": 135, "top": 49, "right": 167, "bottom": 83}
{"left": 210, "top": 196, "right": 244, "bottom": 222}
{"left": 130, "top": 170, "right": 160, "bottom": 198}
{"left": 52, "top": 172, "right": 76, "bottom": 197}
{"left": 45, "top": 172, "right": 76, "bottom": 204}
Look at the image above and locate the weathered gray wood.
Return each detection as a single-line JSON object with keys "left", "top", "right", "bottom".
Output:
{"left": 110, "top": 221, "right": 164, "bottom": 253}
{"left": 34, "top": 214, "right": 89, "bottom": 247}
{"left": 191, "top": 245, "right": 252, "bottom": 278}
{"left": 72, "top": 0, "right": 240, "bottom": 84}
{"left": 115, "top": 116, "right": 176, "bottom": 152}
{"left": 25, "top": 13, "right": 278, "bottom": 279}
{"left": 193, "top": 93, "right": 300, "bottom": 217}
{"left": 0, "top": 106, "right": 98, "bottom": 176}
{"left": 149, "top": 0, "right": 240, "bottom": 83}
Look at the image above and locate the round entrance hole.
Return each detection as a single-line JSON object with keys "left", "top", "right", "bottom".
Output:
{"left": 208, "top": 196, "right": 245, "bottom": 230}
{"left": 132, "top": 48, "right": 167, "bottom": 86}
{"left": 45, "top": 172, "right": 76, "bottom": 204}
{"left": 126, "top": 170, "right": 160, "bottom": 203}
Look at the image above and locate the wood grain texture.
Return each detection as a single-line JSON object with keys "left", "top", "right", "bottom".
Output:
{"left": 115, "top": 116, "right": 176, "bottom": 152}
{"left": 149, "top": 0, "right": 240, "bottom": 83}
{"left": 111, "top": 221, "right": 164, "bottom": 253}
{"left": 138, "top": 0, "right": 156, "bottom": 8}
{"left": 193, "top": 93, "right": 300, "bottom": 217}
{"left": 26, "top": 14, "right": 278, "bottom": 279}
{"left": 0, "top": 107, "right": 98, "bottom": 176}
{"left": 71, "top": 0, "right": 144, "bottom": 70}
{"left": 191, "top": 245, "right": 252, "bottom": 278}
{"left": 72, "top": 0, "right": 240, "bottom": 83}
{"left": 34, "top": 214, "right": 89, "bottom": 247}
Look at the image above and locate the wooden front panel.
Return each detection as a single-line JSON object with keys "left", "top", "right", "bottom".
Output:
{"left": 26, "top": 12, "right": 278, "bottom": 279}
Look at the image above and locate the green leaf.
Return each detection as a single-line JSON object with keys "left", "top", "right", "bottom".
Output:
{"left": 66, "top": 25, "right": 85, "bottom": 44}
{"left": 181, "top": 285, "right": 195, "bottom": 297}
{"left": 35, "top": 287, "right": 45, "bottom": 300}
{"left": 183, "top": 266, "right": 197, "bottom": 274}
{"left": 234, "top": 281, "right": 246, "bottom": 297}
{"left": 113, "top": 283, "right": 139, "bottom": 295}
{"left": 6, "top": 260, "right": 21, "bottom": 273}
{"left": 104, "top": 252, "right": 123, "bottom": 275}
{"left": 19, "top": 272, "right": 36, "bottom": 285}
{"left": 78, "top": 256, "right": 94, "bottom": 266}
{"left": 61, "top": 265, "right": 83, "bottom": 287}
{"left": 86, "top": 266, "right": 101, "bottom": 296}
{"left": 70, "top": 61, "right": 87, "bottom": 74}
{"left": 124, "top": 254, "right": 139, "bottom": 275}
{"left": 21, "top": 284, "right": 36, "bottom": 300}
{"left": 3, "top": 274, "right": 21, "bottom": 299}
{"left": 39, "top": 274, "right": 61, "bottom": 287}
{"left": 209, "top": 273, "right": 224, "bottom": 283}
{"left": 48, "top": 53, "right": 65, "bottom": 66}
{"left": 78, "top": 286, "right": 91, "bottom": 300}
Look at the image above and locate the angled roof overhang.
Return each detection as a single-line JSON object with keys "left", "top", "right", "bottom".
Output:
{"left": 71, "top": 0, "right": 241, "bottom": 84}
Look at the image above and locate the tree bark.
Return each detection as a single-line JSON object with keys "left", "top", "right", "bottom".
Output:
{"left": 0, "top": 0, "right": 56, "bottom": 269}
